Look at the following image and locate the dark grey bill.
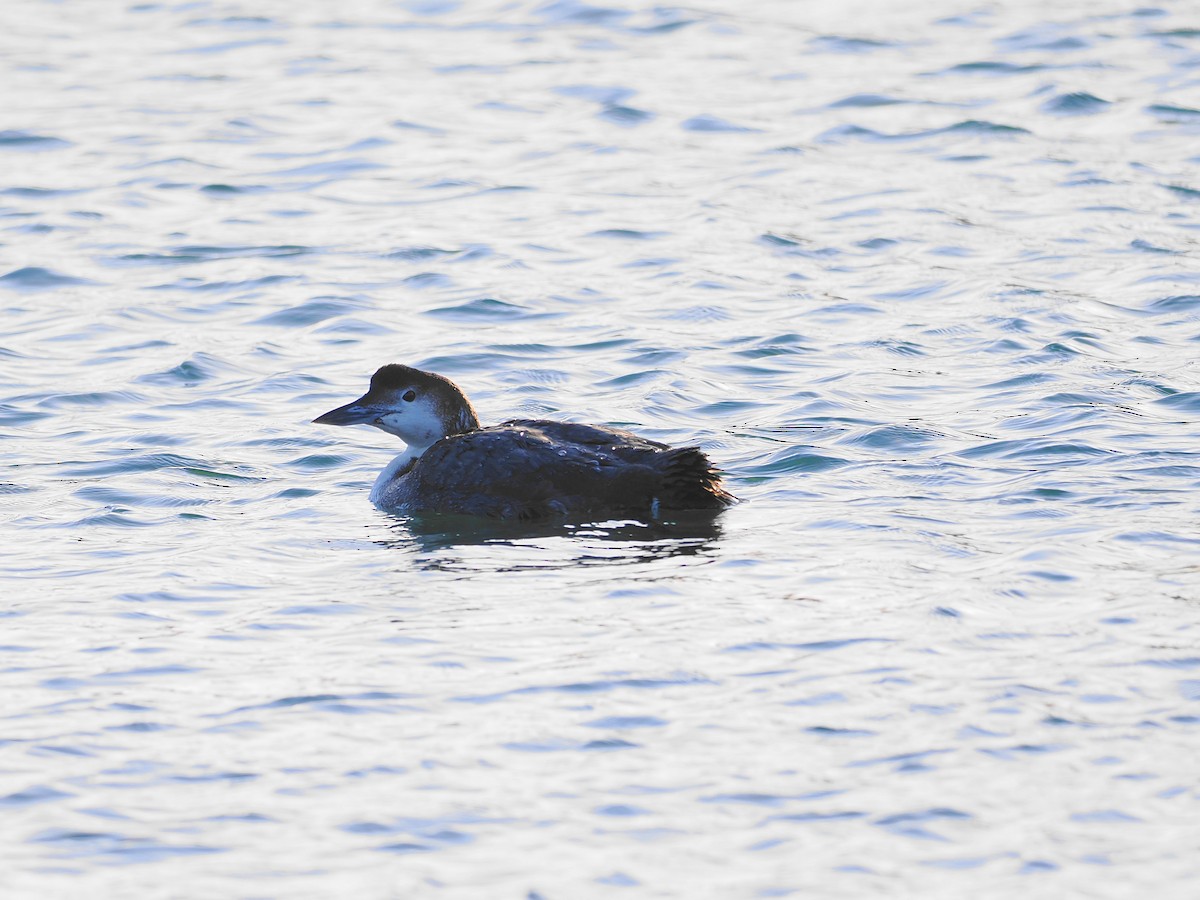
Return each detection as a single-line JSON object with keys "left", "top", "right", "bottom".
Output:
{"left": 313, "top": 399, "right": 379, "bottom": 426}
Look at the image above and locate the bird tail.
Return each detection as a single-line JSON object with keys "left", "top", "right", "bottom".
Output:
{"left": 658, "top": 447, "right": 737, "bottom": 511}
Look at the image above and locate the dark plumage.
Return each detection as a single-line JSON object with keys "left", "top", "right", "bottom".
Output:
{"left": 314, "top": 365, "right": 737, "bottom": 521}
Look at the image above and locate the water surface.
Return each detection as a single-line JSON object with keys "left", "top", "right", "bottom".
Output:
{"left": 3, "top": 1, "right": 1200, "bottom": 896}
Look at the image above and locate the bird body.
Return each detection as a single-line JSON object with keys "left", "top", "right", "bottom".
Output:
{"left": 315, "top": 365, "right": 736, "bottom": 521}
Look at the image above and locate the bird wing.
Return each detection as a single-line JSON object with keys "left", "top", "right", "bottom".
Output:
{"left": 399, "top": 425, "right": 659, "bottom": 519}
{"left": 499, "top": 419, "right": 668, "bottom": 452}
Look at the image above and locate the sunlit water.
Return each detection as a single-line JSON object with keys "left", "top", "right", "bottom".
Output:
{"left": 3, "top": 0, "right": 1200, "bottom": 896}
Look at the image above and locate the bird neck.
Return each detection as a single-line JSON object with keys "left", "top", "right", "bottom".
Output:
{"left": 370, "top": 448, "right": 421, "bottom": 503}
{"left": 446, "top": 398, "right": 481, "bottom": 436}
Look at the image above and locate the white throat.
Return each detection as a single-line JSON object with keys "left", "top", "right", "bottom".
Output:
{"left": 373, "top": 406, "right": 446, "bottom": 446}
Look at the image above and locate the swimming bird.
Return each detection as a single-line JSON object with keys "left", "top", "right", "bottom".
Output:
{"left": 314, "top": 364, "right": 737, "bottom": 521}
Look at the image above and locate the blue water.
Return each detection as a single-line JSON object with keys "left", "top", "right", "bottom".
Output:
{"left": 3, "top": 0, "right": 1200, "bottom": 895}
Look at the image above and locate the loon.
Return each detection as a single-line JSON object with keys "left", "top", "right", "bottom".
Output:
{"left": 314, "top": 364, "right": 737, "bottom": 521}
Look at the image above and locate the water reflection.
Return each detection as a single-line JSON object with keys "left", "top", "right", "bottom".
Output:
{"left": 376, "top": 512, "right": 725, "bottom": 572}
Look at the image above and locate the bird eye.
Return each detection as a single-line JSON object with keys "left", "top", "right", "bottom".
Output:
{"left": 402, "top": 389, "right": 416, "bottom": 402}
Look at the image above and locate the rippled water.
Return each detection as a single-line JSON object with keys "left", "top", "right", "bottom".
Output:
{"left": 4, "top": 0, "right": 1200, "bottom": 895}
